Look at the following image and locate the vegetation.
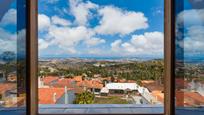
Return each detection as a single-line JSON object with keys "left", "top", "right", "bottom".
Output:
{"left": 39, "top": 59, "right": 164, "bottom": 85}
{"left": 94, "top": 96, "right": 129, "bottom": 104}
{"left": 74, "top": 91, "right": 95, "bottom": 104}
{"left": 0, "top": 51, "right": 16, "bottom": 81}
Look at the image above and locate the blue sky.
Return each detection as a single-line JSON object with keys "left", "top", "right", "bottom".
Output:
{"left": 0, "top": 0, "right": 164, "bottom": 58}
{"left": 1, "top": 0, "right": 204, "bottom": 61}
{"left": 38, "top": 0, "right": 164, "bottom": 58}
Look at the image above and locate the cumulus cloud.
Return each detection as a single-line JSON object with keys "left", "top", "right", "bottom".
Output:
{"left": 176, "top": 9, "right": 204, "bottom": 27}
{"left": 48, "top": 25, "right": 94, "bottom": 53}
{"left": 51, "top": 16, "right": 71, "bottom": 26}
{"left": 0, "top": 9, "right": 16, "bottom": 26}
{"left": 95, "top": 6, "right": 148, "bottom": 35}
{"left": 69, "top": 0, "right": 98, "bottom": 26}
{"left": 176, "top": 9, "right": 204, "bottom": 54}
{"left": 0, "top": 28, "right": 17, "bottom": 53}
{"left": 0, "top": 28, "right": 16, "bottom": 40}
{"left": 111, "top": 32, "right": 164, "bottom": 56}
{"left": 84, "top": 37, "right": 105, "bottom": 46}
{"left": 37, "top": 1, "right": 164, "bottom": 57}
{"left": 38, "top": 13, "right": 106, "bottom": 54}
{"left": 181, "top": 26, "right": 204, "bottom": 54}
{"left": 39, "top": 38, "right": 49, "bottom": 50}
{"left": 111, "top": 39, "right": 123, "bottom": 52}
{"left": 38, "top": 14, "right": 51, "bottom": 31}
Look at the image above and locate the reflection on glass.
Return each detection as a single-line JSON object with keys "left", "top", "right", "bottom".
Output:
{"left": 175, "top": 0, "right": 204, "bottom": 113}
{"left": 38, "top": 0, "right": 164, "bottom": 114}
{"left": 0, "top": 0, "right": 26, "bottom": 114}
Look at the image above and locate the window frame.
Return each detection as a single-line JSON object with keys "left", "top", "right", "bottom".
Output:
{"left": 26, "top": 0, "right": 175, "bottom": 115}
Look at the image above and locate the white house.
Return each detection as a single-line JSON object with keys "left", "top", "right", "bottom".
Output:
{"left": 105, "top": 83, "right": 139, "bottom": 94}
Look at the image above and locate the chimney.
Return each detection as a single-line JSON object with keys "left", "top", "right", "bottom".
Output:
{"left": 64, "top": 86, "right": 68, "bottom": 104}
{"left": 53, "top": 93, "right": 57, "bottom": 103}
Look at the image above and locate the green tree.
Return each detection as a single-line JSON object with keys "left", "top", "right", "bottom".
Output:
{"left": 1, "top": 51, "right": 16, "bottom": 81}
{"left": 74, "top": 91, "right": 95, "bottom": 104}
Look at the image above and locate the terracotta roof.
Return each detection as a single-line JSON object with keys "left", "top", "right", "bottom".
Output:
{"left": 73, "top": 76, "right": 83, "bottom": 82}
{"left": 42, "top": 76, "right": 59, "bottom": 85}
{"left": 175, "top": 78, "right": 189, "bottom": 89}
{"left": 76, "top": 80, "right": 103, "bottom": 89}
{"left": 176, "top": 91, "right": 204, "bottom": 107}
{"left": 52, "top": 78, "right": 74, "bottom": 88}
{"left": 151, "top": 91, "right": 164, "bottom": 103}
{"left": 38, "top": 88, "right": 65, "bottom": 104}
{"left": 74, "top": 87, "right": 84, "bottom": 94}
{"left": 127, "top": 80, "right": 136, "bottom": 83}
{"left": 141, "top": 80, "right": 163, "bottom": 92}
{"left": 0, "top": 83, "right": 16, "bottom": 94}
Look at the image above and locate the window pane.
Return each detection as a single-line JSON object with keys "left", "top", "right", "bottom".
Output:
{"left": 0, "top": 0, "right": 27, "bottom": 115}
{"left": 175, "top": 0, "right": 204, "bottom": 114}
{"left": 38, "top": 0, "right": 164, "bottom": 114}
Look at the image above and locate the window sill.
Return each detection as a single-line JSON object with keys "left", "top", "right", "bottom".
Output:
{"left": 39, "top": 104, "right": 164, "bottom": 114}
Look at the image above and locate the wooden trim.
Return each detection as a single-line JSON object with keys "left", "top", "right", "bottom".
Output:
{"left": 26, "top": 0, "right": 175, "bottom": 115}
{"left": 26, "top": 0, "right": 38, "bottom": 115}
{"left": 164, "top": 0, "right": 175, "bottom": 115}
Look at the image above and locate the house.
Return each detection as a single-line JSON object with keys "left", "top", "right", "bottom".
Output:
{"left": 76, "top": 79, "right": 103, "bottom": 94}
{"left": 38, "top": 87, "right": 75, "bottom": 104}
{"left": 105, "top": 83, "right": 138, "bottom": 94}
{"left": 141, "top": 80, "right": 164, "bottom": 104}
{"left": 38, "top": 76, "right": 59, "bottom": 87}
{"left": 100, "top": 87, "right": 109, "bottom": 96}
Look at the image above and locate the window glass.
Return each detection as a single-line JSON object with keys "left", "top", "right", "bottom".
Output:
{"left": 175, "top": 0, "right": 204, "bottom": 114}
{"left": 38, "top": 0, "right": 164, "bottom": 114}
{"left": 0, "top": 0, "right": 27, "bottom": 115}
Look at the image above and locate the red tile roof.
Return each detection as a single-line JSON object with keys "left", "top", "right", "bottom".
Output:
{"left": 73, "top": 76, "right": 83, "bottom": 82}
{"left": 0, "top": 83, "right": 16, "bottom": 94}
{"left": 76, "top": 80, "right": 103, "bottom": 89}
{"left": 52, "top": 78, "right": 74, "bottom": 88}
{"left": 175, "top": 78, "right": 189, "bottom": 89}
{"left": 176, "top": 91, "right": 204, "bottom": 107}
{"left": 42, "top": 76, "right": 59, "bottom": 85}
{"left": 152, "top": 91, "right": 164, "bottom": 103}
{"left": 141, "top": 80, "right": 163, "bottom": 92}
{"left": 38, "top": 88, "right": 65, "bottom": 104}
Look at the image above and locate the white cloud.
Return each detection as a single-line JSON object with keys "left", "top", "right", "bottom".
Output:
{"left": 0, "top": 28, "right": 16, "bottom": 40}
{"left": 84, "top": 37, "right": 105, "bottom": 46}
{"left": 39, "top": 38, "right": 49, "bottom": 50}
{"left": 111, "top": 32, "right": 164, "bottom": 56}
{"left": 51, "top": 16, "right": 71, "bottom": 26}
{"left": 0, "top": 39, "right": 16, "bottom": 53}
{"left": 177, "top": 9, "right": 204, "bottom": 27}
{"left": 176, "top": 9, "right": 204, "bottom": 54}
{"left": 69, "top": 0, "right": 98, "bottom": 26}
{"left": 181, "top": 26, "right": 204, "bottom": 54}
{"left": 38, "top": 14, "right": 51, "bottom": 31}
{"left": 111, "top": 39, "right": 122, "bottom": 52}
{"left": 95, "top": 6, "right": 148, "bottom": 35}
{"left": 0, "top": 28, "right": 16, "bottom": 53}
{"left": 48, "top": 25, "right": 94, "bottom": 53}
{"left": 0, "top": 9, "right": 16, "bottom": 26}
{"left": 38, "top": 13, "right": 103, "bottom": 54}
